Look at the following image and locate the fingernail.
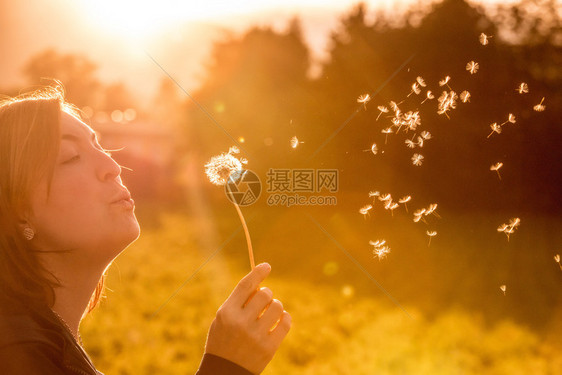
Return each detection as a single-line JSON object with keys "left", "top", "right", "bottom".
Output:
{"left": 258, "top": 262, "right": 271, "bottom": 271}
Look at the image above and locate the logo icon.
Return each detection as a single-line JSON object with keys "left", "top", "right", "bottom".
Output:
{"left": 225, "top": 169, "right": 261, "bottom": 206}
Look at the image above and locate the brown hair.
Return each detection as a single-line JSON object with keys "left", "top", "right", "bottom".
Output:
{"left": 0, "top": 84, "right": 106, "bottom": 315}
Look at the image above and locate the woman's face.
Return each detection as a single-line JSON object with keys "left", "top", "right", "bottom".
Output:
{"left": 29, "top": 112, "right": 140, "bottom": 266}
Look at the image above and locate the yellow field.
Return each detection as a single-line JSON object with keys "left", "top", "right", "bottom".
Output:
{"left": 81, "top": 211, "right": 562, "bottom": 374}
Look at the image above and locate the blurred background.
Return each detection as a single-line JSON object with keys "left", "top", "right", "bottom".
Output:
{"left": 1, "top": 0, "right": 562, "bottom": 373}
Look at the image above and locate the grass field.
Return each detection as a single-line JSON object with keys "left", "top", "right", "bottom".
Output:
{"left": 81, "top": 206, "right": 562, "bottom": 374}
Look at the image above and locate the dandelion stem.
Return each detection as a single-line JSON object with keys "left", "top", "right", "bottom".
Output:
{"left": 233, "top": 202, "right": 255, "bottom": 270}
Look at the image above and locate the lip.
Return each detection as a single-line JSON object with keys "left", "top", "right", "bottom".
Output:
{"left": 110, "top": 189, "right": 135, "bottom": 209}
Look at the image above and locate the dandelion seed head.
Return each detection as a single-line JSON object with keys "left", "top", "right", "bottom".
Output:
{"left": 497, "top": 218, "right": 521, "bottom": 240}
{"left": 205, "top": 151, "right": 244, "bottom": 186}
{"left": 399, "top": 196, "right": 412, "bottom": 204}
{"left": 290, "top": 136, "right": 300, "bottom": 149}
{"left": 517, "top": 82, "right": 529, "bottom": 94}
{"left": 420, "top": 131, "right": 432, "bottom": 140}
{"left": 534, "top": 97, "right": 546, "bottom": 112}
{"left": 416, "top": 76, "right": 427, "bottom": 87}
{"left": 479, "top": 33, "right": 491, "bottom": 45}
{"left": 359, "top": 204, "right": 373, "bottom": 215}
{"left": 370, "top": 239, "right": 391, "bottom": 260}
{"left": 357, "top": 94, "right": 371, "bottom": 104}
{"left": 437, "top": 90, "right": 458, "bottom": 117}
{"left": 460, "top": 90, "right": 471, "bottom": 103}
{"left": 466, "top": 61, "right": 479, "bottom": 74}
{"left": 412, "top": 153, "right": 424, "bottom": 166}
{"left": 490, "top": 162, "right": 503, "bottom": 171}
{"left": 439, "top": 76, "right": 451, "bottom": 87}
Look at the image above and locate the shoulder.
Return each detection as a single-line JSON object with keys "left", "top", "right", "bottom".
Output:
{"left": 0, "top": 341, "right": 66, "bottom": 374}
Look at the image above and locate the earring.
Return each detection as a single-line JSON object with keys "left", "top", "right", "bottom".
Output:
{"left": 22, "top": 226, "right": 35, "bottom": 241}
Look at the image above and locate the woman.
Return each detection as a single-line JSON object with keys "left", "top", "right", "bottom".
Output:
{"left": 0, "top": 85, "right": 291, "bottom": 374}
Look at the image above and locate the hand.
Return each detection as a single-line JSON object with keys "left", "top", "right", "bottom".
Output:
{"left": 204, "top": 263, "right": 291, "bottom": 374}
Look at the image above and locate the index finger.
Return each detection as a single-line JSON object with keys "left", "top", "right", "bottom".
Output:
{"left": 227, "top": 263, "right": 271, "bottom": 307}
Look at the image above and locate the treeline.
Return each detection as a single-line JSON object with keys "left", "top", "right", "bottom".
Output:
{"left": 187, "top": 0, "right": 562, "bottom": 215}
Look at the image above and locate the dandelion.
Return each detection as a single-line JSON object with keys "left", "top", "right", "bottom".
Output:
{"left": 427, "top": 231, "right": 437, "bottom": 247}
{"left": 405, "top": 139, "right": 416, "bottom": 149}
{"left": 408, "top": 82, "right": 422, "bottom": 97}
{"left": 205, "top": 149, "right": 255, "bottom": 269}
{"left": 499, "top": 284, "right": 506, "bottom": 296}
{"left": 403, "top": 111, "right": 421, "bottom": 132}
{"left": 357, "top": 94, "right": 371, "bottom": 110}
{"left": 466, "top": 61, "right": 479, "bottom": 74}
{"left": 359, "top": 204, "right": 373, "bottom": 218}
{"left": 533, "top": 97, "right": 546, "bottom": 112}
{"left": 555, "top": 254, "right": 562, "bottom": 271}
{"left": 487, "top": 122, "right": 502, "bottom": 138}
{"left": 290, "top": 135, "right": 303, "bottom": 149}
{"left": 479, "top": 33, "right": 492, "bottom": 45}
{"left": 376, "top": 105, "right": 389, "bottom": 121}
{"left": 490, "top": 162, "right": 503, "bottom": 180}
{"left": 412, "top": 153, "right": 424, "bottom": 166}
{"left": 421, "top": 90, "right": 435, "bottom": 104}
{"left": 420, "top": 131, "right": 432, "bottom": 140}
{"left": 460, "top": 90, "right": 471, "bottom": 103}
{"left": 516, "top": 82, "right": 529, "bottom": 94}
{"left": 416, "top": 76, "right": 426, "bottom": 87}
{"left": 370, "top": 239, "right": 391, "bottom": 260}
{"left": 439, "top": 76, "right": 452, "bottom": 90}
{"left": 399, "top": 195, "right": 412, "bottom": 213}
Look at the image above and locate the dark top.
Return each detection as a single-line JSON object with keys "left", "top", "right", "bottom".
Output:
{"left": 0, "top": 299, "right": 253, "bottom": 375}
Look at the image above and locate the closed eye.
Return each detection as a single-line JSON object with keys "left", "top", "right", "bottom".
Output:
{"left": 61, "top": 155, "right": 80, "bottom": 164}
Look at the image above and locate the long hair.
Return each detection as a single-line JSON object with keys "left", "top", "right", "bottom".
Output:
{"left": 0, "top": 84, "right": 106, "bottom": 315}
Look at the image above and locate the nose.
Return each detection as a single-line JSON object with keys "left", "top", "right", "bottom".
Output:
{"left": 96, "top": 149, "right": 122, "bottom": 182}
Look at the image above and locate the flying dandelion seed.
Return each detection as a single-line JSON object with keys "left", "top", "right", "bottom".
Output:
{"left": 507, "top": 113, "right": 516, "bottom": 124}
{"left": 466, "top": 61, "right": 479, "bottom": 74}
{"left": 497, "top": 217, "right": 521, "bottom": 241}
{"left": 421, "top": 90, "right": 435, "bottom": 104}
{"left": 239, "top": 157, "right": 248, "bottom": 165}
{"left": 490, "top": 162, "right": 503, "bottom": 180}
{"left": 439, "top": 76, "right": 452, "bottom": 90}
{"left": 370, "top": 143, "right": 378, "bottom": 155}
{"left": 417, "top": 136, "right": 425, "bottom": 148}
{"left": 376, "top": 105, "right": 389, "bottom": 121}
{"left": 413, "top": 208, "right": 427, "bottom": 224}
{"left": 416, "top": 76, "right": 427, "bottom": 87}
{"left": 487, "top": 122, "right": 502, "bottom": 138}
{"left": 555, "top": 254, "right": 562, "bottom": 271}
{"left": 370, "top": 239, "right": 391, "bottom": 260}
{"left": 290, "top": 136, "right": 303, "bottom": 149}
{"left": 369, "top": 191, "right": 380, "bottom": 198}
{"left": 437, "top": 90, "right": 457, "bottom": 118}
{"left": 405, "top": 139, "right": 416, "bottom": 149}
{"left": 460, "top": 90, "right": 471, "bottom": 103}
{"left": 357, "top": 94, "right": 371, "bottom": 110}
{"left": 385, "top": 201, "right": 399, "bottom": 216}
{"left": 533, "top": 97, "right": 546, "bottom": 112}
{"left": 516, "top": 82, "right": 529, "bottom": 94}
{"left": 420, "top": 131, "right": 432, "bottom": 140}
{"left": 205, "top": 149, "right": 255, "bottom": 269}
{"left": 359, "top": 204, "right": 373, "bottom": 218}
{"left": 382, "top": 128, "right": 393, "bottom": 144}
{"left": 426, "top": 231, "right": 437, "bottom": 247}
{"left": 399, "top": 196, "right": 412, "bottom": 212}
{"left": 379, "top": 193, "right": 392, "bottom": 202}
{"left": 500, "top": 284, "right": 506, "bottom": 296}
{"left": 412, "top": 153, "right": 424, "bottom": 166}
{"left": 408, "top": 82, "right": 422, "bottom": 97}
{"left": 479, "top": 33, "right": 492, "bottom": 45}
{"left": 426, "top": 203, "right": 441, "bottom": 218}
{"left": 389, "top": 101, "right": 401, "bottom": 113}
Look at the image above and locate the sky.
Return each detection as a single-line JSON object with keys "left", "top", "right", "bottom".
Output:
{"left": 0, "top": 0, "right": 511, "bottom": 105}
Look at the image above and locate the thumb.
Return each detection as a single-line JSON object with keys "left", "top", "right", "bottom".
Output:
{"left": 228, "top": 263, "right": 271, "bottom": 307}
